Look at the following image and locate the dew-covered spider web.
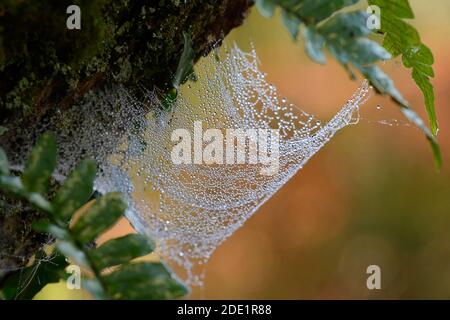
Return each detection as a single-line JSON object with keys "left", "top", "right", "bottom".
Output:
{"left": 6, "top": 44, "right": 370, "bottom": 285}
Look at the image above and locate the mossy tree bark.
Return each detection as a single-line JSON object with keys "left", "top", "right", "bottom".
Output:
{"left": 0, "top": 0, "right": 252, "bottom": 277}
{"left": 0, "top": 0, "right": 252, "bottom": 151}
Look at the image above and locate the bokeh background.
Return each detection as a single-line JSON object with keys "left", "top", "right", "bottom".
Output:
{"left": 37, "top": 0, "right": 450, "bottom": 299}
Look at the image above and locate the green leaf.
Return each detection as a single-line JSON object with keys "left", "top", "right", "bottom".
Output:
{"left": 82, "top": 278, "right": 108, "bottom": 300}
{"left": 1, "top": 251, "right": 67, "bottom": 300}
{"left": 25, "top": 192, "right": 53, "bottom": 212}
{"left": 0, "top": 136, "right": 189, "bottom": 300}
{"left": 380, "top": 17, "right": 420, "bottom": 56}
{"left": 405, "top": 45, "right": 437, "bottom": 135}
{"left": 161, "top": 87, "right": 178, "bottom": 112}
{"left": 33, "top": 220, "right": 71, "bottom": 241}
{"left": 0, "top": 175, "right": 22, "bottom": 194}
{"left": 346, "top": 38, "right": 391, "bottom": 65}
{"left": 0, "top": 147, "right": 8, "bottom": 175}
{"left": 71, "top": 192, "right": 126, "bottom": 244}
{"left": 317, "top": 12, "right": 391, "bottom": 65}
{"left": 290, "top": 0, "right": 359, "bottom": 24}
{"left": 301, "top": 26, "right": 326, "bottom": 64}
{"left": 21, "top": 132, "right": 57, "bottom": 194}
{"left": 260, "top": 0, "right": 440, "bottom": 168}
{"left": 369, "top": 0, "right": 414, "bottom": 19}
{"left": 56, "top": 241, "right": 90, "bottom": 269}
{"left": 360, "top": 65, "right": 408, "bottom": 106}
{"left": 172, "top": 32, "right": 195, "bottom": 89}
{"left": 0, "top": 175, "right": 52, "bottom": 212}
{"left": 281, "top": 9, "right": 301, "bottom": 40}
{"left": 368, "top": 0, "right": 438, "bottom": 136}
{"left": 255, "top": 0, "right": 277, "bottom": 18}
{"left": 102, "top": 262, "right": 189, "bottom": 300}
{"left": 52, "top": 159, "right": 96, "bottom": 222}
{"left": 360, "top": 65, "right": 441, "bottom": 170}
{"left": 0, "top": 126, "right": 8, "bottom": 136}
{"left": 318, "top": 10, "right": 371, "bottom": 37}
{"left": 400, "top": 107, "right": 441, "bottom": 171}
{"left": 90, "top": 234, "right": 155, "bottom": 270}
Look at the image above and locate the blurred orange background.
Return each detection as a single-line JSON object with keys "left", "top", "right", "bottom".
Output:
{"left": 37, "top": 0, "right": 450, "bottom": 299}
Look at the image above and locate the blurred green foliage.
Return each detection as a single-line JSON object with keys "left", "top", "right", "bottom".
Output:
{"left": 0, "top": 132, "right": 188, "bottom": 300}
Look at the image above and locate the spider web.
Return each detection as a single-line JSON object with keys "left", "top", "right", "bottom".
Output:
{"left": 5, "top": 44, "right": 370, "bottom": 285}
